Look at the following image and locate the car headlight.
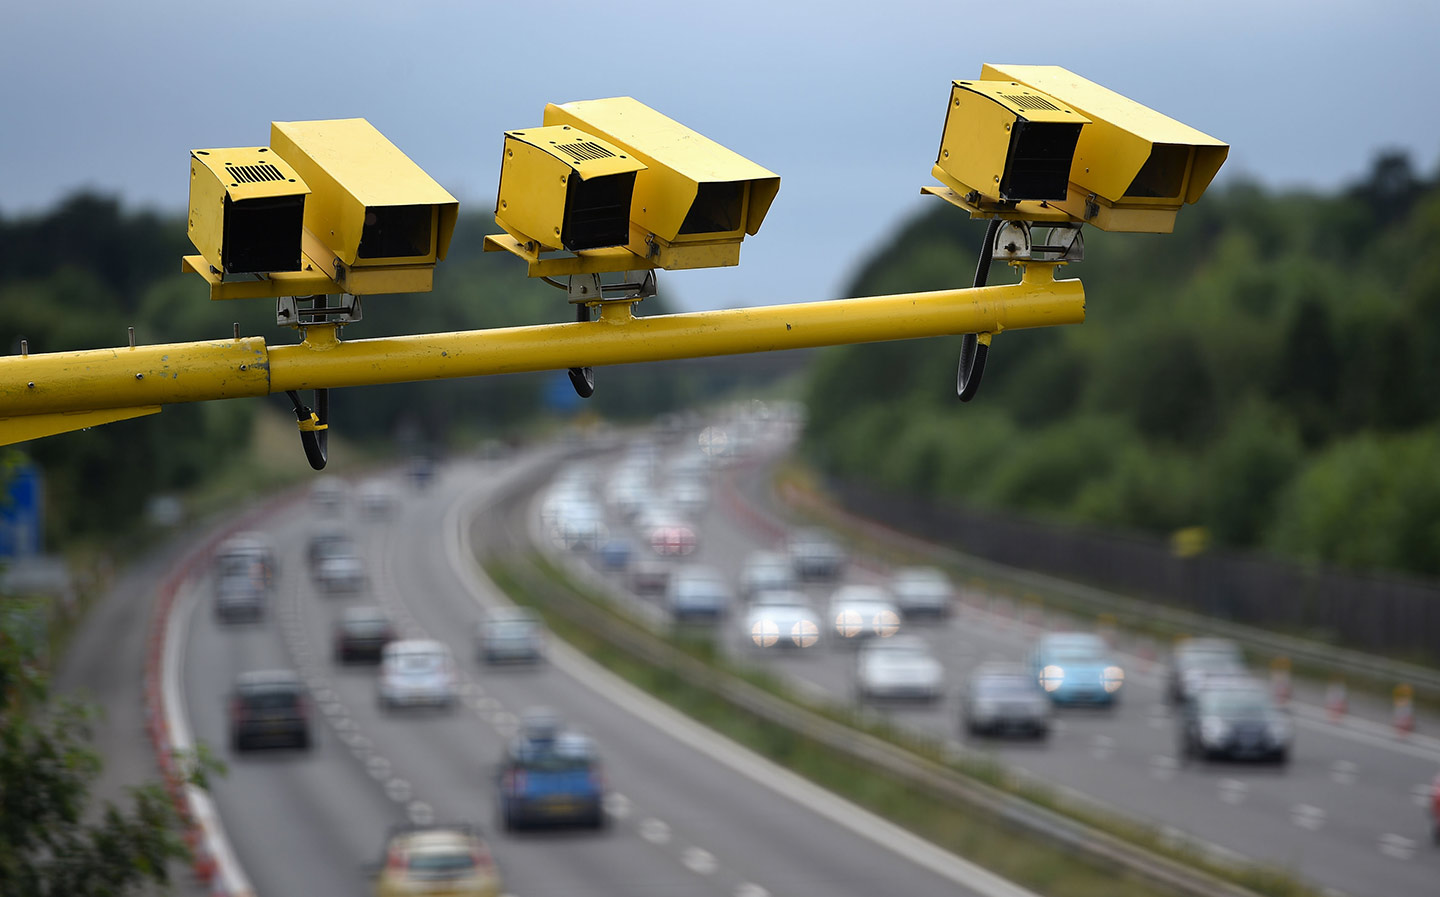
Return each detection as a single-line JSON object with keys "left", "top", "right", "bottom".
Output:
{"left": 1103, "top": 666, "right": 1125, "bottom": 693}
{"left": 1040, "top": 665, "right": 1065, "bottom": 692}
{"left": 1200, "top": 717, "right": 1229, "bottom": 745}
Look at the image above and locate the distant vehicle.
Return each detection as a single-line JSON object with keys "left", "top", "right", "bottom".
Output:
{"left": 889, "top": 566, "right": 955, "bottom": 619}
{"left": 370, "top": 823, "right": 501, "bottom": 897}
{"left": 961, "top": 662, "right": 1051, "bottom": 738}
{"left": 214, "top": 575, "right": 267, "bottom": 623}
{"left": 1178, "top": 682, "right": 1291, "bottom": 764}
{"left": 666, "top": 565, "right": 732, "bottom": 623}
{"left": 310, "top": 475, "right": 346, "bottom": 514}
{"left": 555, "top": 501, "right": 607, "bottom": 552}
{"left": 229, "top": 670, "right": 310, "bottom": 751}
{"left": 854, "top": 635, "right": 943, "bottom": 702}
{"left": 407, "top": 455, "right": 436, "bottom": 490}
{"left": 214, "top": 532, "right": 276, "bottom": 586}
{"left": 743, "top": 590, "right": 822, "bottom": 650}
{"left": 598, "top": 537, "right": 634, "bottom": 572}
{"left": 1029, "top": 632, "right": 1124, "bottom": 706}
{"left": 496, "top": 710, "right": 606, "bottom": 830}
{"left": 307, "top": 527, "right": 356, "bottom": 570}
{"left": 787, "top": 528, "right": 847, "bottom": 581}
{"left": 665, "top": 478, "right": 710, "bottom": 515}
{"left": 378, "top": 639, "right": 458, "bottom": 710}
{"left": 358, "top": 479, "right": 398, "bottom": 520}
{"left": 314, "top": 552, "right": 367, "bottom": 595}
{"left": 333, "top": 606, "right": 396, "bottom": 664}
{"left": 476, "top": 608, "right": 545, "bottom": 664}
{"left": 826, "top": 584, "right": 902, "bottom": 643}
{"left": 1166, "top": 637, "right": 1248, "bottom": 704}
{"left": 629, "top": 559, "right": 671, "bottom": 596}
{"left": 739, "top": 550, "right": 796, "bottom": 600}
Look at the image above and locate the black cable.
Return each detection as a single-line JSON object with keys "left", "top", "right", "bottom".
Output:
{"left": 957, "top": 218, "right": 1000, "bottom": 402}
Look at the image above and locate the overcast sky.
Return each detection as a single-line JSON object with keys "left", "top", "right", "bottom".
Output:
{"left": 3, "top": 0, "right": 1438, "bottom": 312}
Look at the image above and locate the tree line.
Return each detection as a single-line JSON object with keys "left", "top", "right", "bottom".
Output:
{"left": 802, "top": 152, "right": 1440, "bottom": 577}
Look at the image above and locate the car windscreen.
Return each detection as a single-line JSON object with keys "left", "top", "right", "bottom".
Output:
{"left": 393, "top": 653, "right": 444, "bottom": 673}
{"left": 406, "top": 851, "right": 475, "bottom": 880}
{"left": 976, "top": 676, "right": 1036, "bottom": 696}
{"left": 1198, "top": 691, "right": 1270, "bottom": 718}
{"left": 343, "top": 619, "right": 390, "bottom": 636}
{"left": 488, "top": 621, "right": 535, "bottom": 638}
{"left": 238, "top": 689, "right": 300, "bottom": 709}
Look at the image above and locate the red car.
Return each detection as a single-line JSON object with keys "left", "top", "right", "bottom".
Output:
{"left": 1430, "top": 772, "right": 1440, "bottom": 845}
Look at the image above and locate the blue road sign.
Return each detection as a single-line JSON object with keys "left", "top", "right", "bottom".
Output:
{"left": 0, "top": 461, "right": 43, "bottom": 558}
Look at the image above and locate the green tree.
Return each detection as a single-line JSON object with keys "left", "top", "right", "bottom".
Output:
{"left": 0, "top": 626, "right": 190, "bottom": 897}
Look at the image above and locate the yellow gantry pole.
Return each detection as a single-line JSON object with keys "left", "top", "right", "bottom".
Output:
{"left": 0, "top": 266, "right": 1082, "bottom": 440}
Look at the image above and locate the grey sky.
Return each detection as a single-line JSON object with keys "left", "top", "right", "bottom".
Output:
{"left": 3, "top": 0, "right": 1438, "bottom": 312}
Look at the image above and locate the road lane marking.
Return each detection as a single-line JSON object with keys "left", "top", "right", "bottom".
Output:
{"left": 1329, "top": 760, "right": 1357, "bottom": 785}
{"left": 408, "top": 801, "right": 434, "bottom": 826}
{"left": 639, "top": 818, "right": 671, "bottom": 844}
{"left": 1090, "top": 734, "right": 1114, "bottom": 760}
{"left": 683, "top": 846, "right": 718, "bottom": 875}
{"left": 1149, "top": 755, "right": 1177, "bottom": 780}
{"left": 603, "top": 792, "right": 632, "bottom": 820}
{"left": 1377, "top": 833, "right": 1415, "bottom": 860}
{"left": 1409, "top": 783, "right": 1432, "bottom": 807}
{"left": 1218, "top": 778, "right": 1248, "bottom": 805}
{"left": 735, "top": 885, "right": 771, "bottom": 897}
{"left": 1290, "top": 804, "right": 1326, "bottom": 831}
{"left": 385, "top": 778, "right": 413, "bottom": 803}
{"left": 367, "top": 756, "right": 392, "bottom": 780}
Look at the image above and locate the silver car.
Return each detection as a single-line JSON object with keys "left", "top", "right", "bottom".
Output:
{"left": 855, "top": 635, "right": 943, "bottom": 701}
{"left": 890, "top": 566, "right": 955, "bottom": 619}
{"left": 826, "top": 584, "right": 902, "bottom": 643}
{"left": 378, "top": 639, "right": 458, "bottom": 710}
{"left": 743, "top": 590, "right": 822, "bottom": 650}
{"left": 477, "top": 608, "right": 545, "bottom": 664}
{"left": 962, "top": 662, "right": 1051, "bottom": 738}
{"left": 666, "top": 565, "right": 733, "bottom": 623}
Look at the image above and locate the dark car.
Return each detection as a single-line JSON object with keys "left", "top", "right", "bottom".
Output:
{"left": 961, "top": 662, "right": 1051, "bottom": 738}
{"left": 1166, "top": 637, "right": 1248, "bottom": 704}
{"left": 229, "top": 670, "right": 311, "bottom": 751}
{"left": 333, "top": 606, "right": 396, "bottom": 664}
{"left": 496, "top": 710, "right": 605, "bottom": 831}
{"left": 1178, "top": 683, "right": 1292, "bottom": 764}
{"left": 214, "top": 574, "right": 267, "bottom": 623}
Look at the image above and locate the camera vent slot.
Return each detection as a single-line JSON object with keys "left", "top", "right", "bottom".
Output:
{"left": 557, "top": 141, "right": 616, "bottom": 162}
{"left": 1000, "top": 92, "right": 1061, "bottom": 112}
{"left": 225, "top": 162, "right": 287, "bottom": 184}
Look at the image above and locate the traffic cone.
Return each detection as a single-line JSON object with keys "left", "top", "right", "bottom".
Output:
{"left": 1270, "top": 657, "right": 1292, "bottom": 705}
{"left": 1393, "top": 683, "right": 1415, "bottom": 737}
{"left": 1325, "top": 680, "right": 1347, "bottom": 723}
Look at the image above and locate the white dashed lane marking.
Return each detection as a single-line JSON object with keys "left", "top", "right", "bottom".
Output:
{"left": 1090, "top": 734, "right": 1115, "bottom": 760}
{"left": 1410, "top": 783, "right": 1433, "bottom": 808}
{"left": 385, "top": 778, "right": 413, "bottom": 803}
{"left": 1329, "top": 760, "right": 1357, "bottom": 786}
{"left": 638, "top": 818, "right": 671, "bottom": 845}
{"left": 735, "top": 884, "right": 771, "bottom": 897}
{"left": 367, "top": 756, "right": 392, "bottom": 780}
{"left": 1218, "top": 778, "right": 1248, "bottom": 805}
{"left": 1149, "top": 755, "right": 1177, "bottom": 780}
{"left": 683, "top": 846, "right": 718, "bottom": 875}
{"left": 1378, "top": 833, "right": 1416, "bottom": 860}
{"left": 603, "top": 792, "right": 632, "bottom": 820}
{"left": 1290, "top": 804, "right": 1326, "bottom": 831}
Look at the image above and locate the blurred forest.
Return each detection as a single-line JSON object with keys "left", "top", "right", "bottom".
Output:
{"left": 0, "top": 198, "right": 763, "bottom": 544}
{"left": 803, "top": 152, "right": 1440, "bottom": 578}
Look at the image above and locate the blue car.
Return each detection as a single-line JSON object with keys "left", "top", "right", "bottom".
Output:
{"left": 497, "top": 712, "right": 606, "bottom": 831}
{"left": 1029, "top": 632, "right": 1125, "bottom": 706}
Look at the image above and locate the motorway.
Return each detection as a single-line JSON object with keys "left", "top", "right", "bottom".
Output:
{"left": 541, "top": 419, "right": 1440, "bottom": 897}
{"left": 174, "top": 447, "right": 1030, "bottom": 897}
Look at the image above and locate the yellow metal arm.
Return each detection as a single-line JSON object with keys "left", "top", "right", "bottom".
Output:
{"left": 0, "top": 266, "right": 1082, "bottom": 444}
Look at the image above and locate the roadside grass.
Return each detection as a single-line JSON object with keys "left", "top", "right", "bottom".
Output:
{"left": 485, "top": 552, "right": 1322, "bottom": 897}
